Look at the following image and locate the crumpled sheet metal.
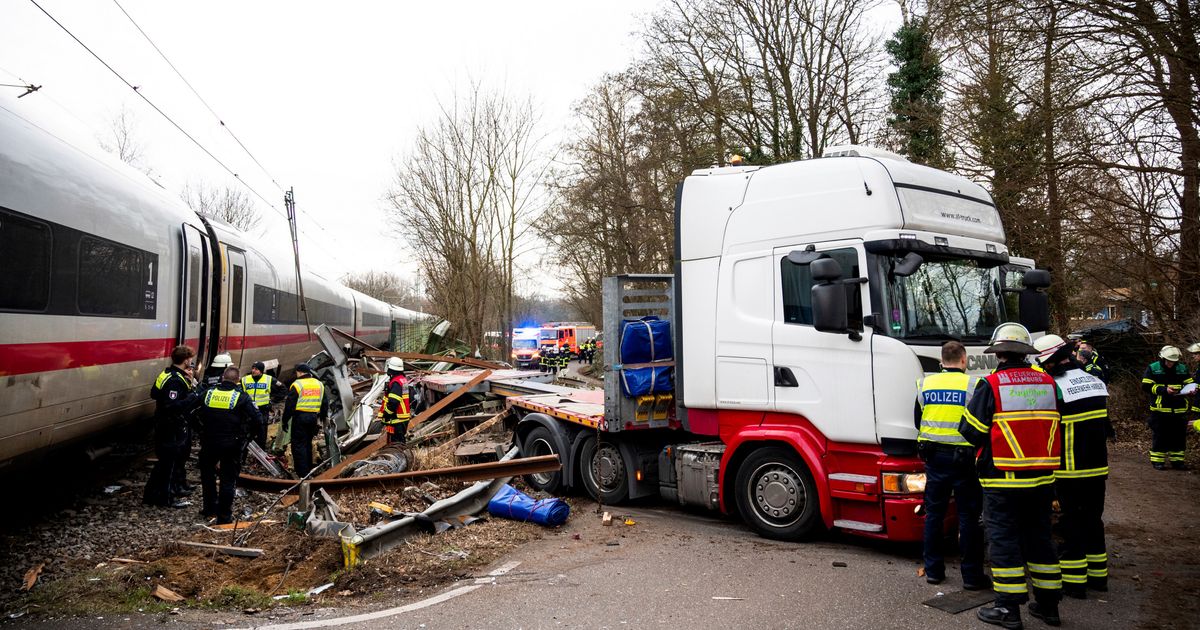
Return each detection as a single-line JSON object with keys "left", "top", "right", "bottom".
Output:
{"left": 340, "top": 447, "right": 520, "bottom": 566}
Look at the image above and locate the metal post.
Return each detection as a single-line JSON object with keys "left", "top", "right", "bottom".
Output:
{"left": 285, "top": 188, "right": 312, "bottom": 339}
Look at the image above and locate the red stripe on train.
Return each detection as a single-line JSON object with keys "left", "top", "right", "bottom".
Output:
{"left": 0, "top": 337, "right": 177, "bottom": 376}
{"left": 1, "top": 329, "right": 392, "bottom": 376}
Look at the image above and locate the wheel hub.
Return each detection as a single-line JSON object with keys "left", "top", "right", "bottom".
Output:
{"left": 593, "top": 445, "right": 623, "bottom": 490}
{"left": 752, "top": 464, "right": 804, "bottom": 525}
{"left": 529, "top": 438, "right": 554, "bottom": 485}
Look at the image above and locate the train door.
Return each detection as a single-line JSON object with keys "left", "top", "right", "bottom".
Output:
{"left": 224, "top": 248, "right": 248, "bottom": 365}
{"left": 179, "top": 225, "right": 213, "bottom": 368}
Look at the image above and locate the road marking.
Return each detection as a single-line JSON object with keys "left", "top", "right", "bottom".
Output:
{"left": 233, "top": 562, "right": 521, "bottom": 630}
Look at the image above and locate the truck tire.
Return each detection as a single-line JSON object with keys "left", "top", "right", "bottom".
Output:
{"left": 734, "top": 446, "right": 820, "bottom": 541}
{"left": 521, "top": 426, "right": 563, "bottom": 493}
{"left": 579, "top": 436, "right": 629, "bottom": 504}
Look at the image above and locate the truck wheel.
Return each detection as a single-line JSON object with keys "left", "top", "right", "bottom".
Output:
{"left": 734, "top": 447, "right": 820, "bottom": 541}
{"left": 579, "top": 436, "right": 629, "bottom": 504}
{"left": 521, "top": 426, "right": 563, "bottom": 493}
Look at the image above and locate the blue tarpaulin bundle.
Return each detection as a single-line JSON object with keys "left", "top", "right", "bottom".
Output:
{"left": 620, "top": 317, "right": 673, "bottom": 364}
{"left": 619, "top": 365, "right": 674, "bottom": 397}
{"left": 487, "top": 484, "right": 570, "bottom": 527}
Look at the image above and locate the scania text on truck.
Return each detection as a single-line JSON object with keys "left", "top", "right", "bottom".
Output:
{"left": 509, "top": 146, "right": 1051, "bottom": 543}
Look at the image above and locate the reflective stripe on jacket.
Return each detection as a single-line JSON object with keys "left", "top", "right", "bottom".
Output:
{"left": 291, "top": 377, "right": 324, "bottom": 413}
{"left": 1141, "top": 360, "right": 1193, "bottom": 413}
{"left": 916, "top": 370, "right": 977, "bottom": 446}
{"left": 382, "top": 374, "right": 411, "bottom": 425}
{"left": 1051, "top": 366, "right": 1110, "bottom": 479}
{"left": 984, "top": 369, "right": 1061, "bottom": 471}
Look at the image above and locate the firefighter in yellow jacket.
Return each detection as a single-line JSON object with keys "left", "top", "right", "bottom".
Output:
{"left": 959, "top": 323, "right": 1064, "bottom": 628}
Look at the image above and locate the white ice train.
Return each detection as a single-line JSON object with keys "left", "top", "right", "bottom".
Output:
{"left": 0, "top": 104, "right": 430, "bottom": 469}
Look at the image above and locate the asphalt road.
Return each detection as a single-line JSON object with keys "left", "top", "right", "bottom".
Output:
{"left": 10, "top": 449, "right": 1193, "bottom": 630}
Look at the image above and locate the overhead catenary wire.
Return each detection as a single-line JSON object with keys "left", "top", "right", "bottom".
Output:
{"left": 108, "top": 0, "right": 350, "bottom": 243}
{"left": 27, "top": 0, "right": 353, "bottom": 272}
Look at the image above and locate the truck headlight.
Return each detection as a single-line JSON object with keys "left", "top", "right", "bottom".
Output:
{"left": 882, "top": 472, "right": 926, "bottom": 494}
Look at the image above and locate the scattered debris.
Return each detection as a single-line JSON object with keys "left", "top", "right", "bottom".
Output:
{"left": 917, "top": 567, "right": 926, "bottom": 577}
{"left": 207, "top": 520, "right": 279, "bottom": 531}
{"left": 602, "top": 512, "right": 614, "bottom": 526}
{"left": 152, "top": 585, "right": 185, "bottom": 602}
{"left": 712, "top": 596, "right": 745, "bottom": 601}
{"left": 174, "top": 541, "right": 265, "bottom": 558}
{"left": 832, "top": 561, "right": 848, "bottom": 568}
{"left": 102, "top": 485, "right": 124, "bottom": 495}
{"left": 109, "top": 557, "right": 148, "bottom": 565}
{"left": 306, "top": 583, "right": 335, "bottom": 597}
{"left": 623, "top": 518, "right": 636, "bottom": 526}
{"left": 487, "top": 484, "right": 570, "bottom": 527}
{"left": 20, "top": 563, "right": 44, "bottom": 592}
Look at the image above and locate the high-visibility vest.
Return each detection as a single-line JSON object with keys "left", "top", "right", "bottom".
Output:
{"left": 383, "top": 374, "right": 411, "bottom": 425}
{"left": 983, "top": 369, "right": 1061, "bottom": 471}
{"left": 155, "top": 369, "right": 191, "bottom": 392}
{"left": 291, "top": 377, "right": 324, "bottom": 413}
{"left": 917, "top": 371, "right": 977, "bottom": 446}
{"left": 241, "top": 374, "right": 274, "bottom": 408}
{"left": 204, "top": 388, "right": 241, "bottom": 410}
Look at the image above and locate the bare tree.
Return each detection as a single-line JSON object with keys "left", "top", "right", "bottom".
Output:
{"left": 98, "top": 103, "right": 158, "bottom": 181}
{"left": 180, "top": 181, "right": 261, "bottom": 232}
{"left": 343, "top": 270, "right": 425, "bottom": 311}
{"left": 386, "top": 83, "right": 549, "bottom": 354}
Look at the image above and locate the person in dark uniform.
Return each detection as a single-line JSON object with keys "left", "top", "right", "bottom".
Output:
{"left": 282, "top": 363, "right": 328, "bottom": 478}
{"left": 959, "top": 323, "right": 1064, "bottom": 628}
{"left": 1035, "top": 334, "right": 1112, "bottom": 597}
{"left": 190, "top": 366, "right": 262, "bottom": 524}
{"left": 1142, "top": 346, "right": 1194, "bottom": 470}
{"left": 240, "top": 361, "right": 284, "bottom": 449}
{"left": 144, "top": 345, "right": 197, "bottom": 508}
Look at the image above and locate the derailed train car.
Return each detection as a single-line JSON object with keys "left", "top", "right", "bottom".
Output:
{"left": 0, "top": 104, "right": 430, "bottom": 469}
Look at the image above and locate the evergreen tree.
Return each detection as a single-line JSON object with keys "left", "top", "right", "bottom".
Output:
{"left": 885, "top": 19, "right": 951, "bottom": 168}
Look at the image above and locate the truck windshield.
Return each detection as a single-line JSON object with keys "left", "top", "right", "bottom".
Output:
{"left": 513, "top": 338, "right": 538, "bottom": 350}
{"left": 881, "top": 256, "right": 1003, "bottom": 343}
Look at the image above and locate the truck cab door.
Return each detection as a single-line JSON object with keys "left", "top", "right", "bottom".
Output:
{"left": 770, "top": 242, "right": 875, "bottom": 443}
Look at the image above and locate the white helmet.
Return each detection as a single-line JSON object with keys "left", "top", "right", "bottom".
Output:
{"left": 210, "top": 353, "right": 233, "bottom": 369}
{"left": 385, "top": 357, "right": 405, "bottom": 372}
{"left": 1187, "top": 342, "right": 1200, "bottom": 354}
{"left": 1033, "top": 334, "right": 1067, "bottom": 365}
{"left": 985, "top": 323, "right": 1038, "bottom": 355}
{"left": 1160, "top": 345, "right": 1182, "bottom": 362}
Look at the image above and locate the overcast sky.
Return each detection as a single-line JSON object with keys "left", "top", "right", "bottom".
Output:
{"left": 1, "top": 0, "right": 901, "bottom": 297}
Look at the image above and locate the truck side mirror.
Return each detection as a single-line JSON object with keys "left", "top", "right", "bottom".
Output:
{"left": 811, "top": 258, "right": 849, "bottom": 334}
{"left": 892, "top": 252, "right": 924, "bottom": 277}
{"left": 1018, "top": 269, "right": 1051, "bottom": 333}
{"left": 1022, "top": 269, "right": 1051, "bottom": 289}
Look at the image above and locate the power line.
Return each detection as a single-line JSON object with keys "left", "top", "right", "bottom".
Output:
{"left": 29, "top": 0, "right": 354, "bottom": 272}
{"left": 29, "top": 0, "right": 289, "bottom": 223}
{"left": 106, "top": 0, "right": 353, "bottom": 258}
{"left": 109, "top": 0, "right": 283, "bottom": 191}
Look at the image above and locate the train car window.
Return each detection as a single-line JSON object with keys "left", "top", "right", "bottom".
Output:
{"left": 0, "top": 210, "right": 51, "bottom": 311}
{"left": 78, "top": 236, "right": 158, "bottom": 318}
{"left": 231, "top": 264, "right": 244, "bottom": 324}
{"left": 188, "top": 247, "right": 200, "bottom": 322}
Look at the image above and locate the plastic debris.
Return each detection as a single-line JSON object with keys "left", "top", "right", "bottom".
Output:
{"left": 486, "top": 484, "right": 570, "bottom": 527}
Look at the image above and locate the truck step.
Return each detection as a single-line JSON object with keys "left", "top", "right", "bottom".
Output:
{"left": 833, "top": 519, "right": 884, "bottom": 533}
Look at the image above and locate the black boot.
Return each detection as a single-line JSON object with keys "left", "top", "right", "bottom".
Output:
{"left": 1087, "top": 577, "right": 1108, "bottom": 592}
{"left": 977, "top": 605, "right": 1023, "bottom": 629}
{"left": 1029, "top": 601, "right": 1061, "bottom": 626}
{"left": 1062, "top": 584, "right": 1087, "bottom": 599}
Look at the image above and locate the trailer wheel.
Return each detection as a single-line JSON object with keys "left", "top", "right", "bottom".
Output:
{"left": 521, "top": 426, "right": 563, "bottom": 493}
{"left": 579, "top": 436, "right": 629, "bottom": 504}
{"left": 734, "top": 447, "right": 820, "bottom": 541}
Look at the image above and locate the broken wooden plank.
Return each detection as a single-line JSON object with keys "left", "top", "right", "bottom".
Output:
{"left": 276, "top": 370, "right": 494, "bottom": 507}
{"left": 426, "top": 409, "right": 511, "bottom": 459}
{"left": 152, "top": 584, "right": 185, "bottom": 602}
{"left": 206, "top": 520, "right": 279, "bottom": 531}
{"left": 20, "top": 563, "right": 44, "bottom": 591}
{"left": 110, "top": 557, "right": 148, "bottom": 565}
{"left": 241, "top": 454, "right": 560, "bottom": 491}
{"left": 174, "top": 540, "right": 264, "bottom": 558}
{"left": 363, "top": 351, "right": 506, "bottom": 370}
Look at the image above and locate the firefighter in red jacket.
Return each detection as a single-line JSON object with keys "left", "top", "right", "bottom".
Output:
{"left": 959, "top": 323, "right": 1064, "bottom": 629}
{"left": 380, "top": 357, "right": 412, "bottom": 444}
{"left": 1035, "top": 334, "right": 1111, "bottom": 597}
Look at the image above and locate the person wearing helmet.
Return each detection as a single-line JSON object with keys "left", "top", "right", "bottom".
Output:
{"left": 240, "top": 362, "right": 284, "bottom": 450}
{"left": 913, "top": 341, "right": 986, "bottom": 590}
{"left": 282, "top": 363, "right": 328, "bottom": 478}
{"left": 204, "top": 353, "right": 234, "bottom": 387}
{"left": 1074, "top": 338, "right": 1109, "bottom": 383}
{"left": 379, "top": 357, "right": 412, "bottom": 444}
{"left": 1188, "top": 343, "right": 1200, "bottom": 416}
{"left": 1035, "top": 334, "right": 1111, "bottom": 597}
{"left": 958, "top": 323, "right": 1064, "bottom": 628}
{"left": 144, "top": 345, "right": 197, "bottom": 509}
{"left": 1142, "top": 346, "right": 1194, "bottom": 470}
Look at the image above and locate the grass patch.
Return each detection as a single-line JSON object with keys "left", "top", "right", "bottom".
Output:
{"left": 13, "top": 569, "right": 175, "bottom": 617}
{"left": 205, "top": 585, "right": 274, "bottom": 610}
{"left": 282, "top": 589, "right": 307, "bottom": 604}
